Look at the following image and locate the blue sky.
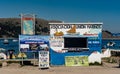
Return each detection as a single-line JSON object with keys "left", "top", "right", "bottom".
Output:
{"left": 0, "top": 0, "right": 120, "bottom": 33}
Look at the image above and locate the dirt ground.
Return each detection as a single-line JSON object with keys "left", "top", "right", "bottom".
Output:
{"left": 0, "top": 63, "right": 120, "bottom": 74}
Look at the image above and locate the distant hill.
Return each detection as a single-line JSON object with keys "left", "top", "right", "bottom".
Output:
{"left": 0, "top": 18, "right": 62, "bottom": 38}
{"left": 102, "top": 30, "right": 112, "bottom": 38}
{"left": 102, "top": 30, "right": 120, "bottom": 39}
{"left": 112, "top": 33, "right": 120, "bottom": 37}
{"left": 0, "top": 18, "right": 120, "bottom": 38}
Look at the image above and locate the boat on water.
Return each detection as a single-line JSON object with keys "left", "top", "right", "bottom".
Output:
{"left": 0, "top": 48, "right": 6, "bottom": 51}
{"left": 12, "top": 39, "right": 18, "bottom": 42}
{"left": 3, "top": 39, "right": 9, "bottom": 44}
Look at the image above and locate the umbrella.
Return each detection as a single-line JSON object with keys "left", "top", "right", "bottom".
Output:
{"left": 17, "top": 52, "right": 27, "bottom": 58}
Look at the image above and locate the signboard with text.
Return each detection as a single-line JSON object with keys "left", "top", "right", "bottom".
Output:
{"left": 39, "top": 51, "right": 49, "bottom": 68}
{"left": 50, "top": 24, "right": 102, "bottom": 37}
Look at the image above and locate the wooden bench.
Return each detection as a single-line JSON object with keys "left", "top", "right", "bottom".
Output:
{"left": 0, "top": 59, "right": 38, "bottom": 67}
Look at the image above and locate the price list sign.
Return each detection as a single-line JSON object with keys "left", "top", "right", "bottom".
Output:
{"left": 39, "top": 51, "right": 49, "bottom": 68}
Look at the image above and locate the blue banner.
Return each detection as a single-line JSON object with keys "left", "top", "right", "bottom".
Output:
{"left": 19, "top": 35, "right": 49, "bottom": 52}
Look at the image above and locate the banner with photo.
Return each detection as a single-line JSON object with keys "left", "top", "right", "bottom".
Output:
{"left": 65, "top": 56, "right": 89, "bottom": 66}
{"left": 19, "top": 35, "right": 49, "bottom": 52}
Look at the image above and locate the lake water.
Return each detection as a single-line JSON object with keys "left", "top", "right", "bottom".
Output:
{"left": 0, "top": 38, "right": 37, "bottom": 59}
{"left": 0, "top": 38, "right": 19, "bottom": 54}
{"left": 0, "top": 38, "right": 120, "bottom": 59}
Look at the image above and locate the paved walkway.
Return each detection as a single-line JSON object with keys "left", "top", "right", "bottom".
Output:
{"left": 102, "top": 62, "right": 119, "bottom": 68}
{"left": 0, "top": 63, "right": 120, "bottom": 74}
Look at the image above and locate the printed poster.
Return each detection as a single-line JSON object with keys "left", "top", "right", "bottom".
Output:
{"left": 22, "top": 17, "right": 34, "bottom": 35}
{"left": 65, "top": 56, "right": 89, "bottom": 66}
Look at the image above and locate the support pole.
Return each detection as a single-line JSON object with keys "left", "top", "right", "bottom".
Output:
{"left": 33, "top": 52, "right": 36, "bottom": 65}
{"left": 22, "top": 52, "right": 23, "bottom": 66}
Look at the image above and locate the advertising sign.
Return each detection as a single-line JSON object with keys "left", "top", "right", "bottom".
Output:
{"left": 39, "top": 51, "right": 49, "bottom": 68}
{"left": 50, "top": 24, "right": 102, "bottom": 37}
{"left": 22, "top": 18, "right": 34, "bottom": 35}
{"left": 65, "top": 56, "right": 89, "bottom": 66}
{"left": 19, "top": 35, "right": 49, "bottom": 52}
{"left": 50, "top": 36, "right": 66, "bottom": 53}
{"left": 21, "top": 14, "right": 35, "bottom": 35}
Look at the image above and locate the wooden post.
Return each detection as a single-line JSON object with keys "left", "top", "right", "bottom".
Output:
{"left": 21, "top": 52, "right": 23, "bottom": 66}
{"left": 33, "top": 52, "right": 35, "bottom": 65}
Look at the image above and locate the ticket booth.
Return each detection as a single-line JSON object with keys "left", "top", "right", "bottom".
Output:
{"left": 49, "top": 23, "right": 102, "bottom": 66}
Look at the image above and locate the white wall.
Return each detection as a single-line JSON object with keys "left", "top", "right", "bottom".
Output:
{"left": 88, "top": 51, "right": 101, "bottom": 64}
